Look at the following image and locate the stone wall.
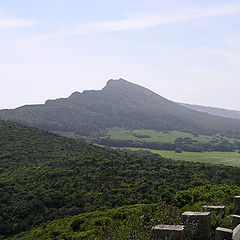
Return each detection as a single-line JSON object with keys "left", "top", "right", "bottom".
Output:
{"left": 150, "top": 196, "right": 240, "bottom": 240}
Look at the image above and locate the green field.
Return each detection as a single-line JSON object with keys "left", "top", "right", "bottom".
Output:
{"left": 107, "top": 128, "right": 236, "bottom": 143}
{"left": 125, "top": 148, "right": 240, "bottom": 167}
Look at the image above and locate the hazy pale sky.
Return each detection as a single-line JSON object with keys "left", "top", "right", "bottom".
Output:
{"left": 0, "top": 0, "right": 240, "bottom": 110}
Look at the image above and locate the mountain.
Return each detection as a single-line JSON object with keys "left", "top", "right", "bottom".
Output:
{"left": 180, "top": 103, "right": 240, "bottom": 120}
{"left": 1, "top": 79, "right": 240, "bottom": 137}
{"left": 1, "top": 120, "right": 240, "bottom": 238}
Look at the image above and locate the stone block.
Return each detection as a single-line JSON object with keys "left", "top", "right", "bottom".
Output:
{"left": 203, "top": 205, "right": 226, "bottom": 217}
{"left": 150, "top": 225, "right": 185, "bottom": 240}
{"left": 234, "top": 196, "right": 240, "bottom": 215}
{"left": 181, "top": 211, "right": 211, "bottom": 240}
{"left": 232, "top": 215, "right": 240, "bottom": 229}
{"left": 233, "top": 224, "right": 240, "bottom": 240}
{"left": 215, "top": 227, "right": 232, "bottom": 240}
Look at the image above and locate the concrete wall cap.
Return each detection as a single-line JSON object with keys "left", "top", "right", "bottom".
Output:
{"left": 216, "top": 227, "right": 233, "bottom": 233}
{"left": 152, "top": 225, "right": 184, "bottom": 231}
{"left": 182, "top": 211, "right": 211, "bottom": 216}
{"left": 203, "top": 205, "right": 225, "bottom": 209}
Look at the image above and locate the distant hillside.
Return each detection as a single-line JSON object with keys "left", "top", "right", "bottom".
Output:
{"left": 1, "top": 120, "right": 240, "bottom": 238}
{"left": 180, "top": 103, "right": 240, "bottom": 120}
{"left": 1, "top": 79, "right": 240, "bottom": 137}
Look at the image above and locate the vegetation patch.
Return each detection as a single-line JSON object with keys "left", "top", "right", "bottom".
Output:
{"left": 8, "top": 185, "right": 240, "bottom": 240}
{"left": 107, "top": 129, "right": 213, "bottom": 143}
{"left": 98, "top": 128, "right": 240, "bottom": 152}
{"left": 130, "top": 149, "right": 240, "bottom": 167}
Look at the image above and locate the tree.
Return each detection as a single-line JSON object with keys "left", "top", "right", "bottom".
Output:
{"left": 175, "top": 148, "right": 182, "bottom": 154}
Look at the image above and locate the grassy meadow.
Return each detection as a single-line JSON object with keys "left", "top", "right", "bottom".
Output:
{"left": 56, "top": 128, "right": 240, "bottom": 167}
{"left": 125, "top": 148, "right": 240, "bottom": 167}
{"left": 107, "top": 128, "right": 237, "bottom": 143}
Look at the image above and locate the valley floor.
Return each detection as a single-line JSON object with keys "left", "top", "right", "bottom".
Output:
{"left": 124, "top": 148, "right": 240, "bottom": 167}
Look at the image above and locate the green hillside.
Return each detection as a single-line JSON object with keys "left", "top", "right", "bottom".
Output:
{"left": 8, "top": 185, "right": 240, "bottom": 240}
{"left": 1, "top": 120, "right": 240, "bottom": 238}
{"left": 8, "top": 204, "right": 171, "bottom": 240}
{"left": 1, "top": 79, "right": 240, "bottom": 138}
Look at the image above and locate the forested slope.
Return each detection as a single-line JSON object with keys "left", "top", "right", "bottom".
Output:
{"left": 1, "top": 120, "right": 240, "bottom": 238}
{"left": 9, "top": 185, "right": 240, "bottom": 240}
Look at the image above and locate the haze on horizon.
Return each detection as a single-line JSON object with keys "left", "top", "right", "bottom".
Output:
{"left": 0, "top": 0, "right": 239, "bottom": 110}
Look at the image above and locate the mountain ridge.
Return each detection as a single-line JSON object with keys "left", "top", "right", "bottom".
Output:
{"left": 1, "top": 79, "right": 240, "bottom": 137}
{"left": 179, "top": 102, "right": 240, "bottom": 120}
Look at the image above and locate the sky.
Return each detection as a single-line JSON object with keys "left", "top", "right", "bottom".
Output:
{"left": 0, "top": 0, "right": 240, "bottom": 110}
